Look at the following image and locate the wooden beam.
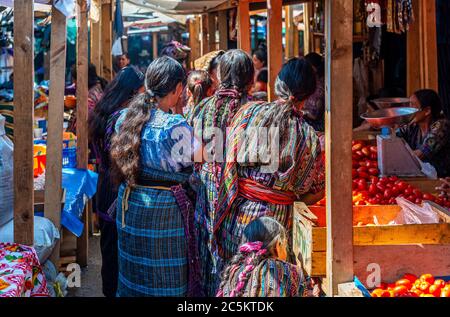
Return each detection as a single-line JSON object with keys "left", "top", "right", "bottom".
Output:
{"left": 218, "top": 10, "right": 228, "bottom": 50}
{"left": 285, "top": 6, "right": 295, "bottom": 59}
{"left": 208, "top": 12, "right": 217, "bottom": 52}
{"left": 90, "top": 1, "right": 102, "bottom": 73}
{"left": 303, "top": 2, "right": 312, "bottom": 55}
{"left": 76, "top": 0, "right": 89, "bottom": 267}
{"left": 324, "top": 0, "right": 354, "bottom": 296}
{"left": 237, "top": 0, "right": 251, "bottom": 53}
{"left": 201, "top": 14, "right": 210, "bottom": 56}
{"left": 101, "top": 1, "right": 113, "bottom": 81}
{"left": 267, "top": 0, "right": 283, "bottom": 101}
{"left": 13, "top": 0, "right": 34, "bottom": 246}
{"left": 45, "top": 4, "right": 67, "bottom": 263}
{"left": 152, "top": 32, "right": 158, "bottom": 60}
{"left": 407, "top": 0, "right": 438, "bottom": 95}
{"left": 188, "top": 17, "right": 201, "bottom": 69}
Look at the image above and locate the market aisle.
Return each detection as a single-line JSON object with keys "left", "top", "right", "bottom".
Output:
{"left": 67, "top": 235, "right": 103, "bottom": 297}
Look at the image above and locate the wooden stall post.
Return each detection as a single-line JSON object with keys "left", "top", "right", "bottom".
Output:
{"left": 285, "top": 6, "right": 295, "bottom": 59}
{"left": 13, "top": 0, "right": 34, "bottom": 246}
{"left": 218, "top": 10, "right": 228, "bottom": 50}
{"left": 101, "top": 0, "right": 113, "bottom": 81}
{"left": 91, "top": 0, "right": 102, "bottom": 74}
{"left": 201, "top": 14, "right": 210, "bottom": 56}
{"left": 76, "top": 0, "right": 89, "bottom": 267}
{"left": 188, "top": 17, "right": 201, "bottom": 69}
{"left": 237, "top": 0, "right": 251, "bottom": 53}
{"left": 266, "top": 0, "right": 283, "bottom": 102}
{"left": 152, "top": 32, "right": 158, "bottom": 60}
{"left": 208, "top": 12, "right": 217, "bottom": 52}
{"left": 324, "top": 0, "right": 354, "bottom": 296}
{"left": 303, "top": 2, "right": 312, "bottom": 55}
{"left": 44, "top": 4, "right": 67, "bottom": 264}
{"left": 407, "top": 0, "right": 438, "bottom": 95}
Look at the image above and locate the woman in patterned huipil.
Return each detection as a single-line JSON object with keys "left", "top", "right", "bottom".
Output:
{"left": 188, "top": 49, "right": 255, "bottom": 296}
{"left": 215, "top": 58, "right": 325, "bottom": 262}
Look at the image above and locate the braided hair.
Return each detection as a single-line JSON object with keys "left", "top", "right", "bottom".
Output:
{"left": 110, "top": 56, "right": 186, "bottom": 187}
{"left": 218, "top": 217, "right": 287, "bottom": 297}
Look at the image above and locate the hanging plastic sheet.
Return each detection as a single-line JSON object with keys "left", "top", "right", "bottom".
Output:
{"left": 60, "top": 168, "right": 98, "bottom": 237}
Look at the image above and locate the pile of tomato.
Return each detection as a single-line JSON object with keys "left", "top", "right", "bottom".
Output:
{"left": 371, "top": 273, "right": 450, "bottom": 297}
{"left": 351, "top": 140, "right": 450, "bottom": 208}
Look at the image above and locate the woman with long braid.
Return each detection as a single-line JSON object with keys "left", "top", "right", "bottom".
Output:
{"left": 188, "top": 49, "right": 255, "bottom": 296}
{"left": 215, "top": 58, "right": 325, "bottom": 261}
{"left": 217, "top": 217, "right": 319, "bottom": 297}
{"left": 110, "top": 56, "right": 202, "bottom": 297}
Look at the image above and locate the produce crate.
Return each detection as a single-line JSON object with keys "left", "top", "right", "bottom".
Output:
{"left": 293, "top": 202, "right": 450, "bottom": 281}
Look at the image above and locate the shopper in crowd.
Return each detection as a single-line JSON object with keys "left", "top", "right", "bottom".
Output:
{"left": 251, "top": 67, "right": 268, "bottom": 101}
{"left": 194, "top": 50, "right": 225, "bottom": 93}
{"left": 110, "top": 56, "right": 203, "bottom": 297}
{"left": 252, "top": 44, "right": 267, "bottom": 72}
{"left": 117, "top": 53, "right": 131, "bottom": 70}
{"left": 88, "top": 65, "right": 145, "bottom": 297}
{"left": 303, "top": 52, "right": 325, "bottom": 132}
{"left": 397, "top": 89, "right": 450, "bottom": 177}
{"left": 215, "top": 58, "right": 325, "bottom": 261}
{"left": 184, "top": 70, "right": 213, "bottom": 117}
{"left": 160, "top": 40, "right": 191, "bottom": 70}
{"left": 217, "top": 217, "right": 320, "bottom": 297}
{"left": 188, "top": 49, "right": 255, "bottom": 296}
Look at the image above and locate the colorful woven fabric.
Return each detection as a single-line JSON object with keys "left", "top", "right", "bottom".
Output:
{"left": 0, "top": 243, "right": 50, "bottom": 297}
{"left": 217, "top": 258, "right": 305, "bottom": 297}
{"left": 215, "top": 101, "right": 325, "bottom": 260}
{"left": 188, "top": 89, "right": 248, "bottom": 296}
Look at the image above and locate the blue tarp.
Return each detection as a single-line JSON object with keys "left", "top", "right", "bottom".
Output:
{"left": 35, "top": 168, "right": 98, "bottom": 237}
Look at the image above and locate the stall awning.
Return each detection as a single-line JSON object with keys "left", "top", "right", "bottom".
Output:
{"left": 124, "top": 0, "right": 228, "bottom": 15}
{"left": 0, "top": 0, "right": 51, "bottom": 12}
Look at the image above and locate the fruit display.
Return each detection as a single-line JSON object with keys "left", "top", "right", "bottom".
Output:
{"left": 370, "top": 273, "right": 450, "bottom": 297}
{"left": 315, "top": 140, "right": 450, "bottom": 210}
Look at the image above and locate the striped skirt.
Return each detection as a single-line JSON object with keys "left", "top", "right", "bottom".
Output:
{"left": 116, "top": 183, "right": 188, "bottom": 297}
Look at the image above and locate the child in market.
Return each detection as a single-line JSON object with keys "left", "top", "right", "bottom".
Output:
{"left": 216, "top": 217, "right": 321, "bottom": 297}
{"left": 184, "top": 70, "right": 213, "bottom": 117}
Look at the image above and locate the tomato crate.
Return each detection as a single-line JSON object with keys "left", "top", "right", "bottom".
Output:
{"left": 292, "top": 202, "right": 450, "bottom": 282}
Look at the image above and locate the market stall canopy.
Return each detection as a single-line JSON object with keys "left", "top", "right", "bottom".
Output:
{"left": 124, "top": 0, "right": 228, "bottom": 15}
{"left": 0, "top": 0, "right": 51, "bottom": 12}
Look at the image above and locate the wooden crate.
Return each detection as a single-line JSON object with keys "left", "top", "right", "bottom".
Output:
{"left": 34, "top": 189, "right": 66, "bottom": 213}
{"left": 293, "top": 202, "right": 450, "bottom": 280}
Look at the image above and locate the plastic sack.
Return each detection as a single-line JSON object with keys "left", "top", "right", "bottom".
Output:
{"left": 0, "top": 114, "right": 13, "bottom": 227}
{"left": 394, "top": 196, "right": 440, "bottom": 224}
{"left": 0, "top": 216, "right": 60, "bottom": 263}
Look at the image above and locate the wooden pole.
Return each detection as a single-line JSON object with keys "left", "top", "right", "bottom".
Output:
{"left": 303, "top": 2, "right": 312, "bottom": 55}
{"left": 218, "top": 10, "right": 228, "bottom": 50}
{"left": 266, "top": 0, "right": 283, "bottom": 101}
{"left": 76, "top": 0, "right": 89, "bottom": 267}
{"left": 91, "top": 0, "right": 102, "bottom": 73}
{"left": 201, "top": 14, "right": 209, "bottom": 56}
{"left": 208, "top": 12, "right": 217, "bottom": 52}
{"left": 152, "top": 32, "right": 158, "bottom": 60}
{"left": 44, "top": 4, "right": 67, "bottom": 264}
{"left": 422, "top": 0, "right": 438, "bottom": 91}
{"left": 13, "top": 0, "right": 34, "bottom": 246}
{"left": 237, "top": 0, "right": 251, "bottom": 53}
{"left": 285, "top": 6, "right": 295, "bottom": 59}
{"left": 324, "top": 0, "right": 354, "bottom": 296}
{"left": 101, "top": 0, "right": 113, "bottom": 81}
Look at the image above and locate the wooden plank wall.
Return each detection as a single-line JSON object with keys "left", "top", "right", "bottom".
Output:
{"left": 324, "top": 0, "right": 354, "bottom": 296}
{"left": 13, "top": 0, "right": 35, "bottom": 246}
{"left": 45, "top": 4, "right": 67, "bottom": 264}
{"left": 76, "top": 0, "right": 90, "bottom": 267}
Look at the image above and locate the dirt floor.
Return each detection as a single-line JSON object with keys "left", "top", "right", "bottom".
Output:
{"left": 67, "top": 234, "right": 103, "bottom": 297}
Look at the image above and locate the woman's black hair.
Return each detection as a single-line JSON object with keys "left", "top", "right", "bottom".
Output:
{"left": 110, "top": 56, "right": 186, "bottom": 187}
{"left": 414, "top": 89, "right": 443, "bottom": 121}
{"left": 252, "top": 45, "right": 267, "bottom": 67}
{"left": 256, "top": 68, "right": 268, "bottom": 84}
{"left": 275, "top": 57, "right": 316, "bottom": 103}
{"left": 71, "top": 63, "right": 108, "bottom": 90}
{"left": 304, "top": 52, "right": 324, "bottom": 79}
{"left": 88, "top": 65, "right": 144, "bottom": 152}
{"left": 218, "top": 49, "right": 255, "bottom": 91}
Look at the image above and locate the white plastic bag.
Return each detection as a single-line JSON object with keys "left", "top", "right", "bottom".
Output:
{"left": 0, "top": 114, "right": 13, "bottom": 226}
{"left": 394, "top": 197, "right": 440, "bottom": 225}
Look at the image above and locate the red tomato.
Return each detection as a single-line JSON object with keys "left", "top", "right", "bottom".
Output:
{"left": 370, "top": 153, "right": 378, "bottom": 160}
{"left": 391, "top": 185, "right": 400, "bottom": 196}
{"left": 403, "top": 274, "right": 418, "bottom": 284}
{"left": 370, "top": 146, "right": 378, "bottom": 153}
{"left": 441, "top": 287, "right": 450, "bottom": 297}
{"left": 434, "top": 279, "right": 446, "bottom": 288}
{"left": 357, "top": 166, "right": 367, "bottom": 173}
{"left": 371, "top": 176, "right": 379, "bottom": 184}
{"left": 411, "top": 288, "right": 423, "bottom": 296}
{"left": 388, "top": 198, "right": 397, "bottom": 205}
{"left": 420, "top": 274, "right": 435, "bottom": 284}
{"left": 395, "top": 279, "right": 412, "bottom": 289}
{"left": 393, "top": 285, "right": 408, "bottom": 297}
{"left": 413, "top": 189, "right": 423, "bottom": 199}
{"left": 369, "top": 184, "right": 378, "bottom": 195}
{"left": 429, "top": 285, "right": 442, "bottom": 297}
{"left": 407, "top": 195, "right": 417, "bottom": 202}
{"left": 355, "top": 150, "right": 364, "bottom": 158}
{"left": 404, "top": 187, "right": 414, "bottom": 196}
{"left": 368, "top": 168, "right": 379, "bottom": 176}
{"left": 396, "top": 181, "right": 408, "bottom": 191}
{"left": 389, "top": 176, "right": 399, "bottom": 182}
{"left": 399, "top": 292, "right": 419, "bottom": 297}
{"left": 384, "top": 189, "right": 393, "bottom": 199}
{"left": 352, "top": 143, "right": 363, "bottom": 151}
{"left": 376, "top": 183, "right": 386, "bottom": 192}
{"left": 371, "top": 288, "right": 390, "bottom": 297}
{"left": 419, "top": 281, "right": 431, "bottom": 293}
{"left": 352, "top": 169, "right": 358, "bottom": 179}
{"left": 355, "top": 200, "right": 367, "bottom": 206}
{"left": 379, "top": 177, "right": 389, "bottom": 184}
{"left": 422, "top": 193, "right": 435, "bottom": 202}
{"left": 415, "top": 198, "right": 423, "bottom": 205}
{"left": 358, "top": 172, "right": 370, "bottom": 180}
{"left": 368, "top": 198, "right": 380, "bottom": 205}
